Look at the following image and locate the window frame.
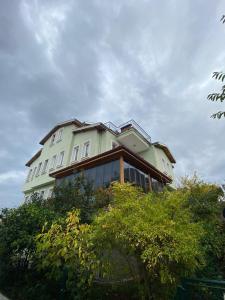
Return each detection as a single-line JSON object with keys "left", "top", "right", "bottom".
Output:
{"left": 47, "top": 188, "right": 53, "bottom": 199}
{"left": 26, "top": 168, "right": 32, "bottom": 182}
{"left": 57, "top": 128, "right": 63, "bottom": 142}
{"left": 50, "top": 155, "right": 57, "bottom": 171}
{"left": 42, "top": 159, "right": 49, "bottom": 174}
{"left": 36, "top": 162, "right": 42, "bottom": 177}
{"left": 71, "top": 145, "right": 79, "bottom": 162}
{"left": 57, "top": 151, "right": 65, "bottom": 167}
{"left": 50, "top": 133, "right": 57, "bottom": 146}
{"left": 40, "top": 190, "right": 45, "bottom": 199}
{"left": 82, "top": 140, "right": 91, "bottom": 159}
{"left": 31, "top": 167, "right": 37, "bottom": 180}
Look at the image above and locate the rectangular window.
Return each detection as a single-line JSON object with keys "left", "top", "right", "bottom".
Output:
{"left": 71, "top": 146, "right": 79, "bottom": 162}
{"left": 31, "top": 167, "right": 37, "bottom": 180}
{"left": 82, "top": 141, "right": 90, "bottom": 158}
{"left": 36, "top": 162, "right": 42, "bottom": 177}
{"left": 50, "top": 155, "right": 57, "bottom": 170}
{"left": 57, "top": 151, "right": 65, "bottom": 167}
{"left": 26, "top": 169, "right": 32, "bottom": 182}
{"left": 47, "top": 188, "right": 53, "bottom": 198}
{"left": 57, "top": 128, "right": 63, "bottom": 142}
{"left": 40, "top": 190, "right": 45, "bottom": 198}
{"left": 162, "top": 158, "right": 166, "bottom": 169}
{"left": 42, "top": 159, "right": 49, "bottom": 174}
{"left": 50, "top": 133, "right": 56, "bottom": 146}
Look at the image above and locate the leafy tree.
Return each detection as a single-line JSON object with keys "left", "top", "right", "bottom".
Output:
{"left": 36, "top": 183, "right": 205, "bottom": 300}
{"left": 0, "top": 200, "right": 57, "bottom": 299}
{"left": 179, "top": 176, "right": 225, "bottom": 280}
{"left": 46, "top": 176, "right": 112, "bottom": 223}
{"left": 36, "top": 210, "right": 95, "bottom": 299}
{"left": 207, "top": 16, "right": 225, "bottom": 119}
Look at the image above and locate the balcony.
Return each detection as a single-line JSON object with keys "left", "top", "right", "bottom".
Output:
{"left": 105, "top": 120, "right": 151, "bottom": 153}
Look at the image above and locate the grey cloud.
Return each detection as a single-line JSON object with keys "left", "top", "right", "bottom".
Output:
{"left": 0, "top": 0, "right": 225, "bottom": 208}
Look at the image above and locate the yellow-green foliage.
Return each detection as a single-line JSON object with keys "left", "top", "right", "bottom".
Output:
{"left": 36, "top": 183, "right": 205, "bottom": 299}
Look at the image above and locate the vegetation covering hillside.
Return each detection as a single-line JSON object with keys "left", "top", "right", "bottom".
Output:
{"left": 0, "top": 177, "right": 224, "bottom": 299}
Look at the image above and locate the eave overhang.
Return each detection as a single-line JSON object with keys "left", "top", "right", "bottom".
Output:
{"left": 153, "top": 142, "right": 176, "bottom": 164}
{"left": 25, "top": 149, "right": 42, "bottom": 167}
{"left": 72, "top": 122, "right": 117, "bottom": 135}
{"left": 50, "top": 146, "right": 172, "bottom": 184}
{"left": 39, "top": 119, "right": 84, "bottom": 145}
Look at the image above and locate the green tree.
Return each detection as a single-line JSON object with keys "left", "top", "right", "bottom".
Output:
{"left": 179, "top": 176, "right": 225, "bottom": 279}
{"left": 0, "top": 200, "right": 57, "bottom": 299}
{"left": 207, "top": 16, "right": 225, "bottom": 119}
{"left": 36, "top": 183, "right": 205, "bottom": 300}
{"left": 46, "top": 176, "right": 112, "bottom": 223}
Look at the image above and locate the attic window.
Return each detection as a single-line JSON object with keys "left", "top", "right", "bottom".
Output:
{"left": 51, "top": 133, "right": 56, "bottom": 145}
{"left": 57, "top": 128, "right": 63, "bottom": 142}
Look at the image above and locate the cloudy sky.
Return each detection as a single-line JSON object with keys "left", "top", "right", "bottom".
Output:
{"left": 0, "top": 0, "right": 225, "bottom": 208}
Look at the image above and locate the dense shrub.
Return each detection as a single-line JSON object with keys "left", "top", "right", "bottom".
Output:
{"left": 0, "top": 176, "right": 224, "bottom": 300}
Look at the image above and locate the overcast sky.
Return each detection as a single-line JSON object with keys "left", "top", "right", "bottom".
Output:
{"left": 0, "top": 0, "right": 225, "bottom": 208}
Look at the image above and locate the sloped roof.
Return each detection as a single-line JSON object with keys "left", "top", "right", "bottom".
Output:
{"left": 25, "top": 149, "right": 42, "bottom": 167}
{"left": 153, "top": 142, "right": 176, "bottom": 163}
{"left": 73, "top": 122, "right": 117, "bottom": 135}
{"left": 39, "top": 119, "right": 84, "bottom": 145}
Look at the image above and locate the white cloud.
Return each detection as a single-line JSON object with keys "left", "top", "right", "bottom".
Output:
{"left": 0, "top": 171, "right": 26, "bottom": 184}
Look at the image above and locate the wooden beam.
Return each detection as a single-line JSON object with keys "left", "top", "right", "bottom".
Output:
{"left": 148, "top": 174, "right": 152, "bottom": 192}
{"left": 120, "top": 156, "right": 124, "bottom": 184}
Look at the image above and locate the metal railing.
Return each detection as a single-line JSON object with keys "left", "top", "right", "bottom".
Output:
{"left": 104, "top": 119, "right": 151, "bottom": 143}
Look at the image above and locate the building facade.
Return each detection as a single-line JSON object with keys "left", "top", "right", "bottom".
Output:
{"left": 23, "top": 119, "right": 176, "bottom": 200}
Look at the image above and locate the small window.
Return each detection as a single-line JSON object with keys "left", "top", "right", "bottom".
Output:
{"left": 50, "top": 155, "right": 57, "bottom": 170}
{"left": 57, "top": 128, "right": 63, "bottom": 142}
{"left": 40, "top": 190, "right": 45, "bottom": 198}
{"left": 71, "top": 146, "right": 79, "bottom": 162}
{"left": 36, "top": 162, "right": 42, "bottom": 177}
{"left": 31, "top": 167, "right": 37, "bottom": 180}
{"left": 47, "top": 188, "right": 53, "bottom": 198}
{"left": 42, "top": 159, "right": 49, "bottom": 174}
{"left": 112, "top": 141, "right": 118, "bottom": 149}
{"left": 82, "top": 141, "right": 90, "bottom": 158}
{"left": 57, "top": 151, "right": 65, "bottom": 167}
{"left": 50, "top": 133, "right": 56, "bottom": 146}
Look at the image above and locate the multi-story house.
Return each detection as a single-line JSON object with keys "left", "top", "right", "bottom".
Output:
{"left": 23, "top": 119, "right": 176, "bottom": 200}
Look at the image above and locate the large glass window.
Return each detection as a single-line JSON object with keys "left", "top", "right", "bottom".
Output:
{"left": 124, "top": 161, "right": 149, "bottom": 192}
{"left": 56, "top": 160, "right": 120, "bottom": 189}
{"left": 151, "top": 178, "right": 164, "bottom": 192}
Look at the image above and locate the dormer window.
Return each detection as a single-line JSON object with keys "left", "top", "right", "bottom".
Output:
{"left": 82, "top": 141, "right": 90, "bottom": 158}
